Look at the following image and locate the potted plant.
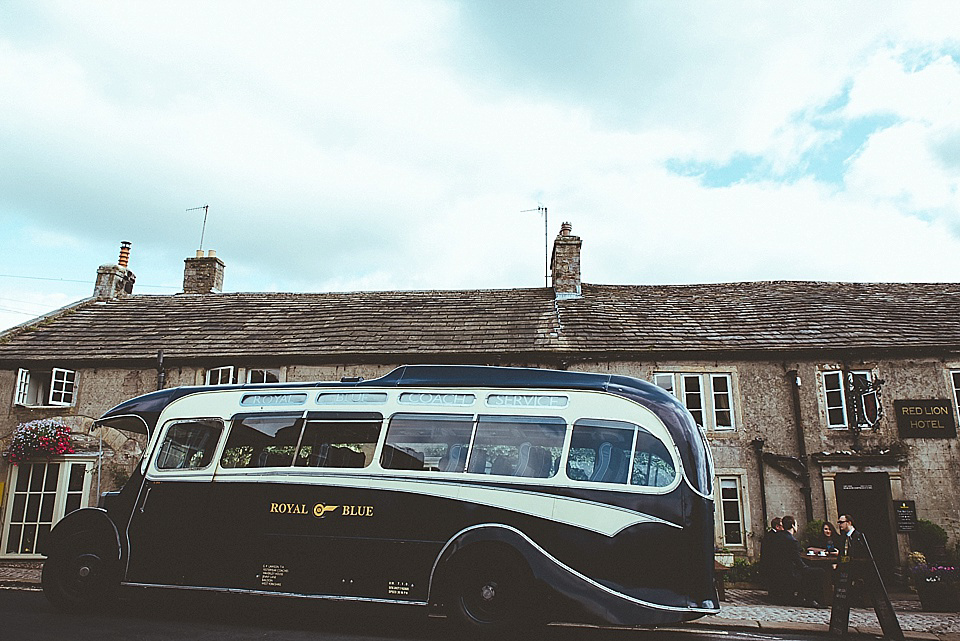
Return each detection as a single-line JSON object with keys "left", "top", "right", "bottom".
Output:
{"left": 909, "top": 552, "right": 960, "bottom": 612}
{"left": 714, "top": 546, "right": 734, "bottom": 567}
{"left": 912, "top": 520, "right": 949, "bottom": 561}
{"left": 6, "top": 419, "right": 75, "bottom": 464}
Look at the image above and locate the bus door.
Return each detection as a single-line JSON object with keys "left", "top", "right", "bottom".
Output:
{"left": 207, "top": 411, "right": 388, "bottom": 596}
{"left": 124, "top": 419, "right": 224, "bottom": 586}
{"left": 193, "top": 412, "right": 307, "bottom": 591}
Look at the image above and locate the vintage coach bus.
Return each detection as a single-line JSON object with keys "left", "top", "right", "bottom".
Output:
{"left": 40, "top": 365, "right": 718, "bottom": 634}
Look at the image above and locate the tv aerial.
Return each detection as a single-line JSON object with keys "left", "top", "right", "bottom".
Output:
{"left": 521, "top": 204, "right": 548, "bottom": 287}
{"left": 186, "top": 204, "right": 210, "bottom": 251}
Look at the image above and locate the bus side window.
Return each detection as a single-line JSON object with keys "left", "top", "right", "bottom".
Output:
{"left": 567, "top": 419, "right": 633, "bottom": 484}
{"left": 568, "top": 419, "right": 677, "bottom": 487}
{"left": 631, "top": 429, "right": 676, "bottom": 488}
{"left": 471, "top": 415, "right": 565, "bottom": 478}
{"left": 295, "top": 419, "right": 381, "bottom": 468}
{"left": 156, "top": 420, "right": 223, "bottom": 470}
{"left": 220, "top": 414, "right": 303, "bottom": 468}
{"left": 381, "top": 414, "right": 473, "bottom": 472}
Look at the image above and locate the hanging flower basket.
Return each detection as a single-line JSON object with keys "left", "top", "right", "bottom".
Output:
{"left": 7, "top": 419, "right": 75, "bottom": 464}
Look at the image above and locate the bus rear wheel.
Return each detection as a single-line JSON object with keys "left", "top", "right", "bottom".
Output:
{"left": 449, "top": 546, "right": 538, "bottom": 637}
{"left": 42, "top": 536, "right": 118, "bottom": 613}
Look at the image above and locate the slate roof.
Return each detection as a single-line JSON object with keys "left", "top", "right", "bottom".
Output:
{"left": 1, "top": 281, "right": 959, "bottom": 364}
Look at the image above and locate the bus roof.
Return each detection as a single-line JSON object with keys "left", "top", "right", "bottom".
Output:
{"left": 98, "top": 365, "right": 617, "bottom": 433}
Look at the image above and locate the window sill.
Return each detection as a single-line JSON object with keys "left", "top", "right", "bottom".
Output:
{"left": 705, "top": 430, "right": 739, "bottom": 439}
{"left": 14, "top": 403, "right": 74, "bottom": 409}
{"left": 826, "top": 428, "right": 879, "bottom": 435}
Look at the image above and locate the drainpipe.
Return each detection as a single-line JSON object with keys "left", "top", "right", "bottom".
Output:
{"left": 752, "top": 437, "right": 768, "bottom": 529}
{"left": 156, "top": 350, "right": 166, "bottom": 390}
{"left": 786, "top": 369, "right": 814, "bottom": 523}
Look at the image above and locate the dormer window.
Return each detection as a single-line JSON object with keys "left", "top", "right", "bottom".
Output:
{"left": 14, "top": 368, "right": 77, "bottom": 407}
{"left": 205, "top": 366, "right": 237, "bottom": 386}
{"left": 246, "top": 368, "right": 280, "bottom": 384}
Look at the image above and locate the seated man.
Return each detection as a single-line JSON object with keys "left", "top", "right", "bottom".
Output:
{"left": 767, "top": 515, "right": 828, "bottom": 607}
{"left": 758, "top": 517, "right": 783, "bottom": 589}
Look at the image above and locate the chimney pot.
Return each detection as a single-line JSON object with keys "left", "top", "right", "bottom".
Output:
{"left": 118, "top": 241, "right": 132, "bottom": 268}
{"left": 94, "top": 241, "right": 136, "bottom": 299}
{"left": 551, "top": 223, "right": 582, "bottom": 300}
{"left": 207, "top": 249, "right": 216, "bottom": 258}
{"left": 183, "top": 250, "right": 225, "bottom": 294}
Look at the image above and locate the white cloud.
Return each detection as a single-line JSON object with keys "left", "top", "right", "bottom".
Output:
{"left": 838, "top": 48, "right": 960, "bottom": 226}
{"left": 846, "top": 122, "right": 960, "bottom": 214}
{"left": 3, "top": 1, "right": 960, "bottom": 332}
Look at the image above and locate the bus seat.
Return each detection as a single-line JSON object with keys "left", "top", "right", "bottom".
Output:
{"left": 407, "top": 447, "right": 425, "bottom": 469}
{"left": 439, "top": 444, "right": 467, "bottom": 472}
{"left": 467, "top": 449, "right": 487, "bottom": 473}
{"left": 337, "top": 447, "right": 365, "bottom": 468}
{"left": 259, "top": 451, "right": 291, "bottom": 467}
{"left": 382, "top": 445, "right": 425, "bottom": 470}
{"left": 517, "top": 443, "right": 553, "bottom": 478}
{"left": 309, "top": 443, "right": 331, "bottom": 467}
{"left": 590, "top": 442, "right": 628, "bottom": 483}
{"left": 490, "top": 455, "right": 516, "bottom": 476}
{"left": 326, "top": 446, "right": 346, "bottom": 467}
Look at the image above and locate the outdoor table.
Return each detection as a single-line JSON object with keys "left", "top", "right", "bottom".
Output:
{"left": 805, "top": 547, "right": 839, "bottom": 604}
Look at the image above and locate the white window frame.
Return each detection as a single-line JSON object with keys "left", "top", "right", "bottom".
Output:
{"left": 2, "top": 458, "right": 96, "bottom": 558}
{"left": 13, "top": 367, "right": 77, "bottom": 407}
{"left": 205, "top": 366, "right": 237, "bottom": 386}
{"left": 246, "top": 368, "right": 282, "bottom": 384}
{"left": 15, "top": 369, "right": 30, "bottom": 406}
{"left": 716, "top": 475, "right": 747, "bottom": 549}
{"left": 820, "top": 368, "right": 874, "bottom": 430}
{"left": 951, "top": 371, "right": 960, "bottom": 419}
{"left": 822, "top": 370, "right": 848, "bottom": 429}
{"left": 49, "top": 368, "right": 76, "bottom": 406}
{"left": 654, "top": 372, "right": 737, "bottom": 431}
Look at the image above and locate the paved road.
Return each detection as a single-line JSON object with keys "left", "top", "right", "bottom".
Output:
{"left": 2, "top": 587, "right": 823, "bottom": 641}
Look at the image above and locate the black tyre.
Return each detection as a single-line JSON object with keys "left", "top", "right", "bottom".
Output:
{"left": 42, "top": 535, "right": 119, "bottom": 613}
{"left": 449, "top": 546, "right": 540, "bottom": 638}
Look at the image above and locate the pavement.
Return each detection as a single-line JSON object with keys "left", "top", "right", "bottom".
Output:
{"left": 3, "top": 562, "right": 958, "bottom": 639}
{"left": 691, "top": 587, "right": 960, "bottom": 640}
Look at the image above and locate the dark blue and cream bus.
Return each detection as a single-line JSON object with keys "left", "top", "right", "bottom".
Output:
{"left": 41, "top": 365, "right": 718, "bottom": 634}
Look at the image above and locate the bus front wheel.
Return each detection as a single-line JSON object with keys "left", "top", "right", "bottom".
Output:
{"left": 449, "top": 546, "right": 539, "bottom": 637}
{"left": 42, "top": 535, "right": 118, "bottom": 613}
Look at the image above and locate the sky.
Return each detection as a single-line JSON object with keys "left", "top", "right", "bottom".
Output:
{"left": 2, "top": 1, "right": 960, "bottom": 332}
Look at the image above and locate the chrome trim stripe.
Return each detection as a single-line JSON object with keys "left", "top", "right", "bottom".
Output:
{"left": 120, "top": 582, "right": 427, "bottom": 605}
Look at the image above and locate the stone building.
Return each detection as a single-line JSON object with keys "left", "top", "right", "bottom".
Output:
{"left": 1, "top": 225, "right": 959, "bottom": 577}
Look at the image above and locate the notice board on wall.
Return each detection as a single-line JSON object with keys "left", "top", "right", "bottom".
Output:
{"left": 893, "top": 400, "right": 957, "bottom": 439}
{"left": 894, "top": 500, "right": 917, "bottom": 533}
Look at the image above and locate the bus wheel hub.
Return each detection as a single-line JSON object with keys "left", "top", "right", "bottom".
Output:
{"left": 481, "top": 582, "right": 497, "bottom": 601}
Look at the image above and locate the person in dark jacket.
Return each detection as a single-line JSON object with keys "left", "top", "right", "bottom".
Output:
{"left": 837, "top": 514, "right": 869, "bottom": 559}
{"left": 768, "top": 515, "right": 828, "bottom": 607}
{"left": 758, "top": 517, "right": 783, "bottom": 588}
{"left": 836, "top": 513, "right": 874, "bottom": 605}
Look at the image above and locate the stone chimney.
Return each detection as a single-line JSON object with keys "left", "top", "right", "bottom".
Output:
{"left": 94, "top": 241, "right": 136, "bottom": 299}
{"left": 182, "top": 249, "right": 225, "bottom": 294}
{"left": 551, "top": 222, "right": 582, "bottom": 299}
